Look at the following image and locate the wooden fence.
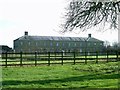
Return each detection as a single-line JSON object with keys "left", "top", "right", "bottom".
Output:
{"left": 0, "top": 51, "right": 120, "bottom": 67}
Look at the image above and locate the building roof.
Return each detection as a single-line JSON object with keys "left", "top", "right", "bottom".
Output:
{"left": 14, "top": 35, "right": 103, "bottom": 42}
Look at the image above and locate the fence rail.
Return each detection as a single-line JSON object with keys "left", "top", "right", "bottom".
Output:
{"left": 0, "top": 51, "right": 120, "bottom": 67}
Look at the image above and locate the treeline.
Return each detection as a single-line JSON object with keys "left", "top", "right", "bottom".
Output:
{"left": 103, "top": 42, "right": 120, "bottom": 53}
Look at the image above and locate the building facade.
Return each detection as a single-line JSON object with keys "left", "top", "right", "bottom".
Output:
{"left": 14, "top": 32, "right": 104, "bottom": 53}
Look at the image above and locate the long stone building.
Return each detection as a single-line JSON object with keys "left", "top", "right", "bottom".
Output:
{"left": 14, "top": 31, "right": 104, "bottom": 53}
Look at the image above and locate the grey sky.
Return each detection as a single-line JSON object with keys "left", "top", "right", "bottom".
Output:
{"left": 0, "top": 0, "right": 118, "bottom": 48}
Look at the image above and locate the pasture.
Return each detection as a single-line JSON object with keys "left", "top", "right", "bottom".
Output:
{"left": 2, "top": 62, "right": 119, "bottom": 89}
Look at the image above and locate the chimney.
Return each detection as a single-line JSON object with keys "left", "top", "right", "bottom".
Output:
{"left": 88, "top": 34, "right": 91, "bottom": 38}
{"left": 25, "top": 31, "right": 28, "bottom": 36}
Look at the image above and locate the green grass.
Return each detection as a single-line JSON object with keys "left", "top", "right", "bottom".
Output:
{"left": 2, "top": 62, "right": 119, "bottom": 89}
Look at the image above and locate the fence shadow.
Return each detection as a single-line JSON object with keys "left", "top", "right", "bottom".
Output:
{"left": 3, "top": 73, "right": 118, "bottom": 87}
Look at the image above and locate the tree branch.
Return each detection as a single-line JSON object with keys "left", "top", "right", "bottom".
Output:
{"left": 62, "top": 0, "right": 120, "bottom": 32}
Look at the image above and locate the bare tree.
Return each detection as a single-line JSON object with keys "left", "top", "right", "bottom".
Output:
{"left": 112, "top": 41, "right": 120, "bottom": 48}
{"left": 62, "top": 0, "right": 120, "bottom": 32}
{"left": 104, "top": 40, "right": 110, "bottom": 47}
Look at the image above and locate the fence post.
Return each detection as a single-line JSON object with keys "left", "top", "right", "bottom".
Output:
{"left": 11, "top": 52, "right": 13, "bottom": 59}
{"left": 85, "top": 51, "right": 87, "bottom": 64}
{"left": 61, "top": 51, "right": 63, "bottom": 65}
{"left": 55, "top": 51, "right": 56, "bottom": 60}
{"left": 73, "top": 52, "right": 76, "bottom": 65}
{"left": 116, "top": 51, "right": 118, "bottom": 61}
{"left": 106, "top": 51, "right": 109, "bottom": 63}
{"left": 48, "top": 52, "right": 50, "bottom": 66}
{"left": 96, "top": 51, "right": 98, "bottom": 64}
{"left": 35, "top": 52, "right": 37, "bottom": 66}
{"left": 20, "top": 52, "right": 23, "bottom": 66}
{"left": 5, "top": 52, "right": 7, "bottom": 67}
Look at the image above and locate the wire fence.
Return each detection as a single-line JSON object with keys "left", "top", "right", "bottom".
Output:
{"left": 0, "top": 51, "right": 120, "bottom": 67}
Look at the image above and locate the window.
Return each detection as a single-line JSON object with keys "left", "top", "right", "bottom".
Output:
{"left": 56, "top": 42, "right": 59, "bottom": 46}
{"left": 44, "top": 42, "right": 46, "bottom": 46}
{"left": 88, "top": 43, "right": 90, "bottom": 46}
{"left": 29, "top": 42, "right": 30, "bottom": 45}
{"left": 69, "top": 43, "right": 70, "bottom": 47}
{"left": 21, "top": 42, "right": 23, "bottom": 45}
{"left": 74, "top": 43, "right": 76, "bottom": 46}
{"left": 94, "top": 43, "right": 96, "bottom": 45}
{"left": 80, "top": 49, "right": 82, "bottom": 52}
{"left": 29, "top": 49, "right": 31, "bottom": 52}
{"left": 100, "top": 43, "right": 103, "bottom": 45}
{"left": 36, "top": 42, "right": 38, "bottom": 46}
{"left": 80, "top": 43, "right": 82, "bottom": 46}
{"left": 63, "top": 43, "right": 64, "bottom": 46}
{"left": 50, "top": 42, "right": 52, "bottom": 46}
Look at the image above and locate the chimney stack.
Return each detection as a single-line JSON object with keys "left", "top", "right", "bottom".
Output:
{"left": 88, "top": 34, "right": 91, "bottom": 38}
{"left": 25, "top": 31, "right": 28, "bottom": 36}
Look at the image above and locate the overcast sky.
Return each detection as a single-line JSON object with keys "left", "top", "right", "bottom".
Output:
{"left": 0, "top": 0, "right": 118, "bottom": 48}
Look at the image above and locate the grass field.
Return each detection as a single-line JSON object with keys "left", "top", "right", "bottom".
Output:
{"left": 1, "top": 61, "right": 119, "bottom": 89}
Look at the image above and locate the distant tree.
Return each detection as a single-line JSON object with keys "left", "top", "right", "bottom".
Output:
{"left": 102, "top": 41, "right": 111, "bottom": 51}
{"left": 112, "top": 41, "right": 120, "bottom": 51}
{"left": 112, "top": 41, "right": 118, "bottom": 47}
{"left": 104, "top": 41, "right": 111, "bottom": 47}
{"left": 62, "top": 0, "right": 120, "bottom": 32}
